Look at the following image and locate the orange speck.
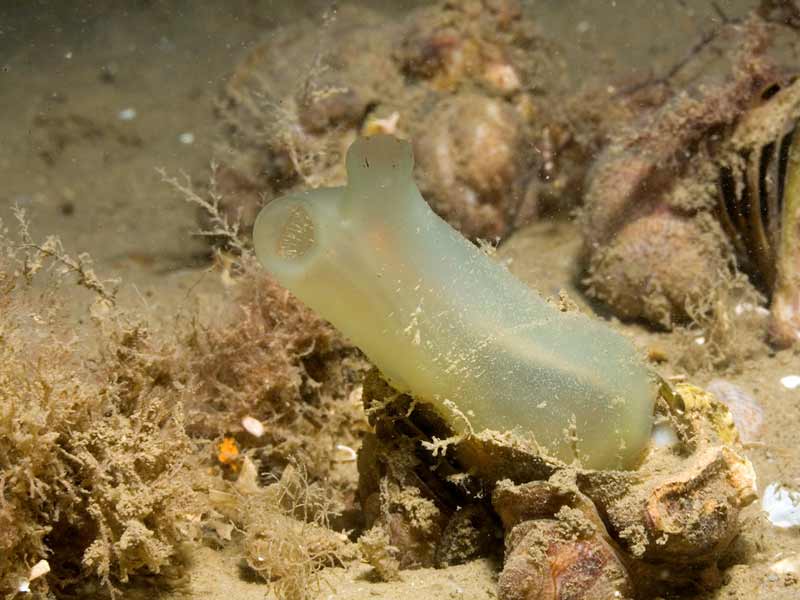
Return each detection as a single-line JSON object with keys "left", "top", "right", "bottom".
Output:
{"left": 218, "top": 437, "right": 240, "bottom": 471}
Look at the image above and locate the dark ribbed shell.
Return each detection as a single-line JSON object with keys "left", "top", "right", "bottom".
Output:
{"left": 716, "top": 79, "right": 800, "bottom": 294}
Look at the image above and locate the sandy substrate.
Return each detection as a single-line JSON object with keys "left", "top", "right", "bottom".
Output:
{"left": 0, "top": 0, "right": 755, "bottom": 312}
{"left": 3, "top": 2, "right": 800, "bottom": 599}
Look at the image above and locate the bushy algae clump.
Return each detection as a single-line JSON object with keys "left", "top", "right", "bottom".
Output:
{"left": 0, "top": 221, "right": 201, "bottom": 596}
{"left": 0, "top": 208, "right": 362, "bottom": 598}
{"left": 253, "top": 134, "right": 657, "bottom": 470}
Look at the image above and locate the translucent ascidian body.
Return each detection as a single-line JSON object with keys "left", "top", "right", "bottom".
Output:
{"left": 253, "top": 135, "right": 656, "bottom": 470}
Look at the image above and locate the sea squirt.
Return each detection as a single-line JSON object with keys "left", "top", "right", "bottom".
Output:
{"left": 253, "top": 134, "right": 656, "bottom": 470}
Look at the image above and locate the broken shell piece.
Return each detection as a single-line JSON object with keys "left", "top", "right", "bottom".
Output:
{"left": 780, "top": 375, "right": 800, "bottom": 390}
{"left": 771, "top": 554, "right": 800, "bottom": 575}
{"left": 493, "top": 480, "right": 634, "bottom": 599}
{"left": 499, "top": 519, "right": 633, "bottom": 600}
{"left": 762, "top": 482, "right": 800, "bottom": 528}
{"left": 706, "top": 379, "right": 763, "bottom": 444}
{"left": 670, "top": 383, "right": 740, "bottom": 446}
{"left": 18, "top": 559, "right": 51, "bottom": 592}
{"left": 583, "top": 444, "right": 757, "bottom": 563}
{"left": 334, "top": 444, "right": 357, "bottom": 462}
{"left": 642, "top": 447, "right": 757, "bottom": 561}
{"left": 492, "top": 480, "right": 578, "bottom": 529}
{"left": 241, "top": 415, "right": 265, "bottom": 438}
{"left": 362, "top": 111, "right": 401, "bottom": 137}
{"left": 482, "top": 62, "right": 521, "bottom": 95}
{"left": 28, "top": 560, "right": 50, "bottom": 582}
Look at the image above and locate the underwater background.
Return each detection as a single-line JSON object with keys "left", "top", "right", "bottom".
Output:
{"left": 2, "top": 1, "right": 800, "bottom": 599}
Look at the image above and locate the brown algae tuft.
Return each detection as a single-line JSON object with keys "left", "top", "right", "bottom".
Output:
{"left": 0, "top": 209, "right": 364, "bottom": 598}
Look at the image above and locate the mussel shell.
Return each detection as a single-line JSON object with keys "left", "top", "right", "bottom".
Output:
{"left": 717, "top": 77, "right": 800, "bottom": 295}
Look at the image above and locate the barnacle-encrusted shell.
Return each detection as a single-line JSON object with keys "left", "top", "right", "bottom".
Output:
{"left": 584, "top": 57, "right": 800, "bottom": 346}
{"left": 579, "top": 383, "right": 757, "bottom": 564}
{"left": 499, "top": 519, "right": 633, "bottom": 600}
{"left": 581, "top": 32, "right": 800, "bottom": 342}
{"left": 717, "top": 76, "right": 800, "bottom": 347}
{"left": 414, "top": 94, "right": 526, "bottom": 239}
{"left": 493, "top": 481, "right": 634, "bottom": 600}
{"left": 585, "top": 212, "right": 728, "bottom": 327}
{"left": 357, "top": 370, "right": 758, "bottom": 598}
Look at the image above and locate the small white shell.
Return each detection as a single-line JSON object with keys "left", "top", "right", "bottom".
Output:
{"left": 650, "top": 421, "right": 679, "bottom": 448}
{"left": 18, "top": 559, "right": 51, "bottom": 592}
{"left": 762, "top": 482, "right": 800, "bottom": 528}
{"left": 780, "top": 375, "right": 800, "bottom": 390}
{"left": 334, "top": 444, "right": 357, "bottom": 462}
{"left": 29, "top": 560, "right": 50, "bottom": 582}
{"left": 241, "top": 415, "right": 265, "bottom": 438}
{"left": 706, "top": 379, "right": 763, "bottom": 443}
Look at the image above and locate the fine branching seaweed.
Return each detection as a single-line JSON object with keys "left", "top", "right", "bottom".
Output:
{"left": 0, "top": 189, "right": 369, "bottom": 598}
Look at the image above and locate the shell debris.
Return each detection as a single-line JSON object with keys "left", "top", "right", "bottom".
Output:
{"left": 762, "top": 482, "right": 800, "bottom": 528}
{"left": 334, "top": 444, "right": 357, "bottom": 462}
{"left": 117, "top": 107, "right": 137, "bottom": 121}
{"left": 17, "top": 559, "right": 50, "bottom": 593}
{"left": 706, "top": 379, "right": 763, "bottom": 444}
{"left": 362, "top": 111, "right": 400, "bottom": 137}
{"left": 771, "top": 554, "right": 800, "bottom": 575}
{"left": 780, "top": 375, "right": 800, "bottom": 390}
{"left": 241, "top": 415, "right": 265, "bottom": 438}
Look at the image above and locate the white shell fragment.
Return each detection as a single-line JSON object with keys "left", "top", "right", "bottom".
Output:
{"left": 780, "top": 375, "right": 800, "bottom": 390}
{"left": 117, "top": 107, "right": 137, "bottom": 121}
{"left": 18, "top": 559, "right": 51, "bottom": 592}
{"left": 241, "top": 415, "right": 265, "bottom": 438}
{"left": 762, "top": 482, "right": 800, "bottom": 528}
{"left": 771, "top": 555, "right": 800, "bottom": 575}
{"left": 334, "top": 444, "right": 357, "bottom": 462}
{"left": 362, "top": 111, "right": 400, "bottom": 136}
{"left": 734, "top": 302, "right": 770, "bottom": 317}
{"left": 29, "top": 560, "right": 50, "bottom": 582}
{"left": 706, "top": 379, "right": 763, "bottom": 443}
{"left": 650, "top": 421, "right": 679, "bottom": 448}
